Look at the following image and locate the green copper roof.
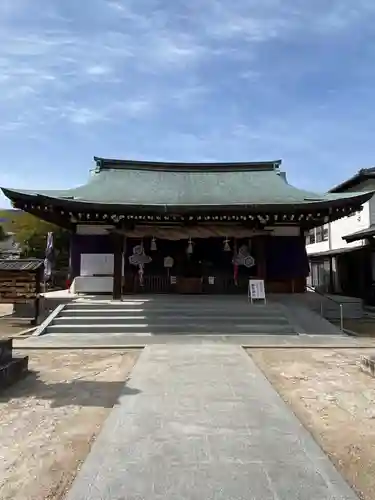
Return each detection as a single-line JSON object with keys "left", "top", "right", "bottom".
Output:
{"left": 1, "top": 158, "right": 373, "bottom": 211}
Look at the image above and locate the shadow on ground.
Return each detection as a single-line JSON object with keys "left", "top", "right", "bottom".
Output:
{"left": 0, "top": 371, "right": 141, "bottom": 408}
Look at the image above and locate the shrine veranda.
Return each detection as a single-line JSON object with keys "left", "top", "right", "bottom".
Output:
{"left": 2, "top": 157, "right": 372, "bottom": 298}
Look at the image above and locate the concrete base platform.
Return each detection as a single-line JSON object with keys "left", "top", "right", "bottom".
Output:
{"left": 13, "top": 289, "right": 77, "bottom": 321}
{"left": 14, "top": 333, "right": 375, "bottom": 350}
{"left": 65, "top": 345, "right": 357, "bottom": 500}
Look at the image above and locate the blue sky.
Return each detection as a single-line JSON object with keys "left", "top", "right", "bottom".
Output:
{"left": 1, "top": 0, "right": 375, "bottom": 207}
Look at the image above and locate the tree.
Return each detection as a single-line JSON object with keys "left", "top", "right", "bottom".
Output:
{"left": 0, "top": 210, "right": 70, "bottom": 267}
{"left": 0, "top": 224, "right": 7, "bottom": 242}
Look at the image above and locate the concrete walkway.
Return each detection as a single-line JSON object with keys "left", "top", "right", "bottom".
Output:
{"left": 66, "top": 345, "right": 358, "bottom": 500}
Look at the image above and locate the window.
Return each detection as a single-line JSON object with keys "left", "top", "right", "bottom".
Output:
{"left": 306, "top": 225, "right": 328, "bottom": 245}
{"left": 309, "top": 259, "right": 331, "bottom": 292}
{"left": 306, "top": 229, "right": 315, "bottom": 245}
{"left": 316, "top": 225, "right": 329, "bottom": 242}
{"left": 310, "top": 229, "right": 316, "bottom": 244}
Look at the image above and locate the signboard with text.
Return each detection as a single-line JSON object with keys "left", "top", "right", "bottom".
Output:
{"left": 248, "top": 279, "right": 266, "bottom": 304}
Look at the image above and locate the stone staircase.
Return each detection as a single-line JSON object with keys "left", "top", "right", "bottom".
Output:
{"left": 39, "top": 297, "right": 298, "bottom": 337}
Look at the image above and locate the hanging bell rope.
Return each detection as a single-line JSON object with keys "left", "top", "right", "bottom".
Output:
{"left": 150, "top": 236, "right": 157, "bottom": 251}
{"left": 187, "top": 237, "right": 193, "bottom": 254}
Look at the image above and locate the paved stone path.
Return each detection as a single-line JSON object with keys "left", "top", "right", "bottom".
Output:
{"left": 66, "top": 345, "right": 358, "bottom": 500}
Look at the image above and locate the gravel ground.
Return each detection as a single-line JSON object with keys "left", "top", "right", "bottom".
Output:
{"left": 0, "top": 349, "right": 140, "bottom": 500}
{"left": 250, "top": 348, "right": 375, "bottom": 500}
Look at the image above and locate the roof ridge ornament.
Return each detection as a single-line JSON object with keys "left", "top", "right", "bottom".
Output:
{"left": 94, "top": 157, "right": 102, "bottom": 173}
{"left": 92, "top": 157, "right": 282, "bottom": 172}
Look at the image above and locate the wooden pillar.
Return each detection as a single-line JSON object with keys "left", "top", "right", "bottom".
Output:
{"left": 329, "top": 256, "right": 334, "bottom": 294}
{"left": 32, "top": 267, "right": 42, "bottom": 326}
{"left": 123, "top": 236, "right": 127, "bottom": 294}
{"left": 256, "top": 236, "right": 267, "bottom": 280}
{"left": 112, "top": 232, "right": 123, "bottom": 300}
{"left": 69, "top": 227, "right": 79, "bottom": 281}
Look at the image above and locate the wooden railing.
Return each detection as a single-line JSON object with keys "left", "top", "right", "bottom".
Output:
{"left": 122, "top": 273, "right": 303, "bottom": 294}
{"left": 122, "top": 273, "right": 249, "bottom": 294}
{"left": 123, "top": 274, "right": 170, "bottom": 294}
{"left": 141, "top": 275, "right": 170, "bottom": 293}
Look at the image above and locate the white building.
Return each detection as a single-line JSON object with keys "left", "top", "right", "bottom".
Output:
{"left": 306, "top": 167, "right": 375, "bottom": 301}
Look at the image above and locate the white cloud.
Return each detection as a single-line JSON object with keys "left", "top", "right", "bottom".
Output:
{"left": 169, "top": 84, "right": 210, "bottom": 108}
{"left": 240, "top": 70, "right": 261, "bottom": 81}
{"left": 56, "top": 96, "right": 155, "bottom": 126}
{"left": 0, "top": 121, "right": 26, "bottom": 132}
{"left": 66, "top": 107, "right": 108, "bottom": 125}
{"left": 0, "top": 0, "right": 29, "bottom": 19}
{"left": 107, "top": 1, "right": 126, "bottom": 13}
{"left": 0, "top": 0, "right": 374, "bottom": 142}
{"left": 122, "top": 99, "right": 153, "bottom": 117}
{"left": 200, "top": 4, "right": 287, "bottom": 42}
{"left": 0, "top": 1, "right": 211, "bottom": 129}
{"left": 150, "top": 35, "right": 205, "bottom": 65}
{"left": 85, "top": 65, "right": 112, "bottom": 76}
{"left": 309, "top": 1, "right": 375, "bottom": 32}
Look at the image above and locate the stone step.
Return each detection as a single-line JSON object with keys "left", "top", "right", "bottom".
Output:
{"left": 68, "top": 300, "right": 278, "bottom": 306}
{"left": 40, "top": 299, "right": 297, "bottom": 337}
{"left": 59, "top": 309, "right": 286, "bottom": 318}
{"left": 64, "top": 305, "right": 284, "bottom": 315}
{"left": 45, "top": 323, "right": 295, "bottom": 335}
{"left": 72, "top": 300, "right": 149, "bottom": 306}
{"left": 54, "top": 315, "right": 290, "bottom": 325}
{"left": 68, "top": 299, "right": 274, "bottom": 307}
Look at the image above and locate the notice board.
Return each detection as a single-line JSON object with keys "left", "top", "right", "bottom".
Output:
{"left": 80, "top": 253, "right": 114, "bottom": 276}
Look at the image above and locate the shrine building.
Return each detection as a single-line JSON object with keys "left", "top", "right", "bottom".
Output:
{"left": 1, "top": 157, "right": 372, "bottom": 299}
